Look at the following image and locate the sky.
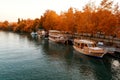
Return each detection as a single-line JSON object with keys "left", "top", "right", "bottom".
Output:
{"left": 0, "top": 0, "right": 119, "bottom": 22}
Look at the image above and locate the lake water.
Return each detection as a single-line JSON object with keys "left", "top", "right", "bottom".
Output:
{"left": 0, "top": 31, "right": 120, "bottom": 80}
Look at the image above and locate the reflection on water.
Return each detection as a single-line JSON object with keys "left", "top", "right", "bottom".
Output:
{"left": 0, "top": 31, "right": 120, "bottom": 80}
{"left": 72, "top": 51, "right": 112, "bottom": 80}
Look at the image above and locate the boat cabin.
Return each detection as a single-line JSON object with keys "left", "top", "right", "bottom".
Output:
{"left": 74, "top": 39, "right": 96, "bottom": 49}
{"left": 73, "top": 39, "right": 106, "bottom": 58}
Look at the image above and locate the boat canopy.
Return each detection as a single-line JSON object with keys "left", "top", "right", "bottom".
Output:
{"left": 49, "top": 30, "right": 60, "bottom": 33}
{"left": 74, "top": 39, "right": 95, "bottom": 44}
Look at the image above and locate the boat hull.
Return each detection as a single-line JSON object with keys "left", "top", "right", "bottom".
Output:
{"left": 73, "top": 46, "right": 105, "bottom": 58}
{"left": 49, "top": 37, "right": 67, "bottom": 44}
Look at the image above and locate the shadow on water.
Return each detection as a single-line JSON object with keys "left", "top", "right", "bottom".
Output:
{"left": 72, "top": 51, "right": 113, "bottom": 80}
{"left": 43, "top": 40, "right": 74, "bottom": 63}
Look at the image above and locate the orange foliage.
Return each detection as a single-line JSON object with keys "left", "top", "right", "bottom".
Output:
{"left": 41, "top": 10, "right": 59, "bottom": 30}
{"left": 0, "top": 0, "right": 120, "bottom": 38}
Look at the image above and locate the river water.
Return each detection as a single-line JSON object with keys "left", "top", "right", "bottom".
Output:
{"left": 0, "top": 31, "right": 120, "bottom": 80}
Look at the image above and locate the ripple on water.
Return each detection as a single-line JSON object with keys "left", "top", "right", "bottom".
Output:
{"left": 0, "top": 31, "right": 120, "bottom": 80}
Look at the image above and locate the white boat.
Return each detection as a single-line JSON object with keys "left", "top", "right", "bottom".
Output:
{"left": 37, "top": 30, "right": 46, "bottom": 38}
{"left": 49, "top": 30, "right": 68, "bottom": 44}
{"left": 73, "top": 39, "right": 106, "bottom": 58}
{"left": 31, "top": 32, "right": 38, "bottom": 38}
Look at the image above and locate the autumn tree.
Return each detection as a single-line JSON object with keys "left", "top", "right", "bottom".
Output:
{"left": 95, "top": 0, "right": 117, "bottom": 35}
{"left": 100, "top": 0, "right": 113, "bottom": 11}
{"left": 13, "top": 20, "right": 26, "bottom": 32}
{"left": 23, "top": 19, "right": 34, "bottom": 33}
{"left": 1, "top": 21, "right": 9, "bottom": 30}
{"left": 32, "top": 18, "right": 40, "bottom": 32}
{"left": 0, "top": 0, "right": 119, "bottom": 38}
{"left": 113, "top": 3, "right": 120, "bottom": 37}
{"left": 42, "top": 10, "right": 59, "bottom": 31}
{"left": 82, "top": 3, "right": 94, "bottom": 33}
{"left": 63, "top": 8, "right": 76, "bottom": 33}
{"left": 0, "top": 22, "right": 3, "bottom": 29}
{"left": 74, "top": 10, "right": 82, "bottom": 33}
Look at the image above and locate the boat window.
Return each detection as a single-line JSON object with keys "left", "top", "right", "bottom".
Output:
{"left": 93, "top": 44, "right": 96, "bottom": 47}
{"left": 84, "top": 44, "right": 88, "bottom": 47}
{"left": 81, "top": 43, "right": 84, "bottom": 49}
{"left": 77, "top": 43, "right": 80, "bottom": 47}
{"left": 74, "top": 42, "right": 78, "bottom": 46}
{"left": 88, "top": 43, "right": 96, "bottom": 47}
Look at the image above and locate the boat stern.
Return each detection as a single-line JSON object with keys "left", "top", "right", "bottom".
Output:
{"left": 88, "top": 47, "right": 106, "bottom": 58}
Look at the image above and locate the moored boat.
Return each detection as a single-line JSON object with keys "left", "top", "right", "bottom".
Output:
{"left": 73, "top": 39, "right": 106, "bottom": 58}
{"left": 37, "top": 29, "right": 46, "bottom": 38}
{"left": 49, "top": 30, "right": 68, "bottom": 44}
{"left": 31, "top": 32, "right": 38, "bottom": 38}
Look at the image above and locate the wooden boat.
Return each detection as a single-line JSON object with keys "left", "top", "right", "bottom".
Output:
{"left": 73, "top": 39, "right": 106, "bottom": 58}
{"left": 49, "top": 30, "right": 68, "bottom": 44}
{"left": 37, "top": 30, "right": 46, "bottom": 38}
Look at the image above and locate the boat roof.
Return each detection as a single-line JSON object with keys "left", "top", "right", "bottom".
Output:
{"left": 49, "top": 34, "right": 61, "bottom": 37}
{"left": 74, "top": 39, "right": 95, "bottom": 44}
{"left": 49, "top": 30, "right": 60, "bottom": 33}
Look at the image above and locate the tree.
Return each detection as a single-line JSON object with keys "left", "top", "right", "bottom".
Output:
{"left": 2, "top": 21, "right": 9, "bottom": 30}
{"left": 60, "top": 8, "right": 76, "bottom": 33}
{"left": 100, "top": 0, "right": 113, "bottom": 11}
{"left": 42, "top": 10, "right": 59, "bottom": 31}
